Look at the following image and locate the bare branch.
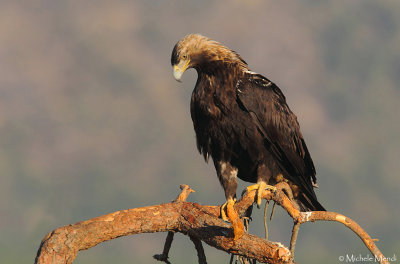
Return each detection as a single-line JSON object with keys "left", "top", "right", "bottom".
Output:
{"left": 35, "top": 183, "right": 388, "bottom": 264}
{"left": 189, "top": 235, "right": 207, "bottom": 264}
{"left": 255, "top": 182, "right": 389, "bottom": 264}
{"left": 153, "top": 184, "right": 195, "bottom": 263}
{"left": 298, "top": 211, "right": 388, "bottom": 264}
{"left": 35, "top": 185, "right": 292, "bottom": 264}
{"left": 153, "top": 232, "right": 174, "bottom": 264}
{"left": 175, "top": 184, "right": 195, "bottom": 202}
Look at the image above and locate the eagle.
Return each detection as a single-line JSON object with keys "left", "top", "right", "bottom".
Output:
{"left": 171, "top": 34, "right": 325, "bottom": 240}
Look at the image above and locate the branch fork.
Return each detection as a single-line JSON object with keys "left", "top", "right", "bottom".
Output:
{"left": 35, "top": 183, "right": 389, "bottom": 264}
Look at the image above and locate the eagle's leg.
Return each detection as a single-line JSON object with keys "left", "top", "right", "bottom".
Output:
{"left": 225, "top": 197, "right": 245, "bottom": 240}
{"left": 220, "top": 198, "right": 233, "bottom": 222}
{"left": 220, "top": 198, "right": 244, "bottom": 240}
{"left": 247, "top": 165, "right": 277, "bottom": 208}
{"left": 246, "top": 181, "right": 277, "bottom": 208}
{"left": 216, "top": 161, "right": 244, "bottom": 240}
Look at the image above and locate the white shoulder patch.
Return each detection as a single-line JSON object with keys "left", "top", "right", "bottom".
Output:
{"left": 244, "top": 70, "right": 258, "bottom": 75}
{"left": 263, "top": 81, "right": 272, "bottom": 87}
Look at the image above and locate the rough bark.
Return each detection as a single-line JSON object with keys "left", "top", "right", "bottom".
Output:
{"left": 35, "top": 184, "right": 389, "bottom": 264}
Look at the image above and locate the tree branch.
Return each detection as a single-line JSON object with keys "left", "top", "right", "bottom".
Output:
{"left": 257, "top": 182, "right": 389, "bottom": 264}
{"left": 189, "top": 234, "right": 207, "bottom": 264}
{"left": 153, "top": 184, "right": 197, "bottom": 264}
{"left": 35, "top": 183, "right": 389, "bottom": 264}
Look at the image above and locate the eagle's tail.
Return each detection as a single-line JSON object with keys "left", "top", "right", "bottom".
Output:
{"left": 298, "top": 193, "right": 326, "bottom": 212}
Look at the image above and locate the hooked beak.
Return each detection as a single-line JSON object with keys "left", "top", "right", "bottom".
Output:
{"left": 173, "top": 59, "right": 190, "bottom": 82}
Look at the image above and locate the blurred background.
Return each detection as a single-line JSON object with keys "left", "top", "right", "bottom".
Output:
{"left": 0, "top": 0, "right": 399, "bottom": 263}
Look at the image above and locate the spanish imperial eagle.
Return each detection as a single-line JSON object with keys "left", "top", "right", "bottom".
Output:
{"left": 171, "top": 34, "right": 325, "bottom": 239}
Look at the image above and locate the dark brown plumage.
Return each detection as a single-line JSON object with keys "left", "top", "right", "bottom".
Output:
{"left": 171, "top": 34, "right": 325, "bottom": 214}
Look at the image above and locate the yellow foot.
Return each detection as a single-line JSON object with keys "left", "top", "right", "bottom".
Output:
{"left": 225, "top": 198, "right": 245, "bottom": 240}
{"left": 246, "top": 182, "right": 277, "bottom": 207}
{"left": 220, "top": 199, "right": 234, "bottom": 222}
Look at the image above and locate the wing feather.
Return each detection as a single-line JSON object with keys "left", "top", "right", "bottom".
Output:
{"left": 236, "top": 74, "right": 321, "bottom": 208}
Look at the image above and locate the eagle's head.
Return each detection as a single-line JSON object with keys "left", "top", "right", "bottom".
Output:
{"left": 171, "top": 34, "right": 247, "bottom": 81}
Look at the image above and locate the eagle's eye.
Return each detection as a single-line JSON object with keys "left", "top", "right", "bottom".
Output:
{"left": 182, "top": 54, "right": 188, "bottom": 60}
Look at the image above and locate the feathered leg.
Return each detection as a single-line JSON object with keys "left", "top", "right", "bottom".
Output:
{"left": 216, "top": 161, "right": 244, "bottom": 240}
